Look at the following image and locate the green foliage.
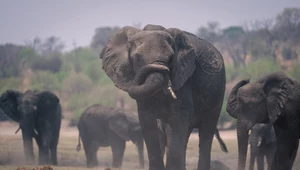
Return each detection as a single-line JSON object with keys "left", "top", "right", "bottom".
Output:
{"left": 225, "top": 58, "right": 281, "bottom": 82}
{"left": 288, "top": 62, "right": 300, "bottom": 80}
{"left": 282, "top": 47, "right": 297, "bottom": 60}
{"left": 0, "top": 77, "right": 22, "bottom": 94}
{"left": 31, "top": 56, "right": 63, "bottom": 73}
{"left": 30, "top": 71, "right": 62, "bottom": 91}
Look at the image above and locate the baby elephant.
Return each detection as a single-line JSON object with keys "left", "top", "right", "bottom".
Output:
{"left": 249, "top": 123, "right": 276, "bottom": 170}
{"left": 76, "top": 104, "right": 144, "bottom": 168}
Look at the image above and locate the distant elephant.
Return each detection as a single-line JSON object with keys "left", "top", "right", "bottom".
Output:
{"left": 157, "top": 119, "right": 228, "bottom": 160}
{"left": 248, "top": 123, "right": 276, "bottom": 170}
{"left": 0, "top": 89, "right": 62, "bottom": 165}
{"left": 226, "top": 72, "right": 300, "bottom": 170}
{"left": 76, "top": 104, "right": 144, "bottom": 168}
{"left": 100, "top": 24, "right": 226, "bottom": 170}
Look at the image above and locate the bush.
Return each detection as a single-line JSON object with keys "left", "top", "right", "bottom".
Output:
{"left": 288, "top": 62, "right": 300, "bottom": 80}
{"left": 0, "top": 77, "right": 22, "bottom": 94}
{"left": 63, "top": 73, "right": 93, "bottom": 97}
{"left": 282, "top": 47, "right": 297, "bottom": 60}
{"left": 31, "top": 56, "right": 62, "bottom": 73}
{"left": 30, "top": 71, "right": 61, "bottom": 91}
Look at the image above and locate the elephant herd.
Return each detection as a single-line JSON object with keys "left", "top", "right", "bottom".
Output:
{"left": 0, "top": 24, "right": 299, "bottom": 170}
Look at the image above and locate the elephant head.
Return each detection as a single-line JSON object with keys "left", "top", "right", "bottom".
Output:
{"left": 0, "top": 89, "right": 60, "bottom": 163}
{"left": 100, "top": 24, "right": 195, "bottom": 100}
{"left": 226, "top": 71, "right": 294, "bottom": 170}
{"left": 108, "top": 112, "right": 144, "bottom": 168}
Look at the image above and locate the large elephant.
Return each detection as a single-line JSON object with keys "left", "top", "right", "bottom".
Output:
{"left": 76, "top": 104, "right": 144, "bottom": 168}
{"left": 0, "top": 89, "right": 62, "bottom": 165}
{"left": 248, "top": 123, "right": 276, "bottom": 170}
{"left": 226, "top": 71, "right": 300, "bottom": 170}
{"left": 99, "top": 24, "right": 226, "bottom": 170}
{"left": 157, "top": 119, "right": 228, "bottom": 160}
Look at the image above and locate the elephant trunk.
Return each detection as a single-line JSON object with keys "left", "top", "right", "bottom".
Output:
{"left": 226, "top": 79, "right": 250, "bottom": 119}
{"left": 20, "top": 119, "right": 35, "bottom": 164}
{"left": 237, "top": 120, "right": 249, "bottom": 170}
{"left": 128, "top": 64, "right": 176, "bottom": 100}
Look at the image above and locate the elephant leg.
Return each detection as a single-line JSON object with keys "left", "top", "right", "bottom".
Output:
{"left": 249, "top": 143, "right": 256, "bottom": 170}
{"left": 197, "top": 127, "right": 215, "bottom": 170}
{"left": 38, "top": 146, "right": 50, "bottom": 165}
{"left": 50, "top": 130, "right": 59, "bottom": 165}
{"left": 81, "top": 135, "right": 98, "bottom": 168}
{"left": 237, "top": 120, "right": 250, "bottom": 170}
{"left": 165, "top": 82, "right": 193, "bottom": 170}
{"left": 50, "top": 141, "right": 58, "bottom": 165}
{"left": 165, "top": 117, "right": 185, "bottom": 170}
{"left": 256, "top": 152, "right": 264, "bottom": 170}
{"left": 137, "top": 107, "right": 165, "bottom": 170}
{"left": 111, "top": 139, "right": 126, "bottom": 168}
{"left": 266, "top": 144, "right": 276, "bottom": 170}
{"left": 21, "top": 131, "right": 35, "bottom": 164}
{"left": 271, "top": 126, "right": 299, "bottom": 170}
{"left": 182, "top": 126, "right": 193, "bottom": 170}
{"left": 196, "top": 108, "right": 221, "bottom": 170}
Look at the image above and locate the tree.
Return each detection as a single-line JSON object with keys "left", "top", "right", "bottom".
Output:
{"left": 196, "top": 21, "right": 221, "bottom": 44}
{"left": 276, "top": 8, "right": 300, "bottom": 43}
{"left": 250, "top": 19, "right": 278, "bottom": 62}
{"left": 221, "top": 26, "right": 248, "bottom": 68}
{"left": 90, "top": 26, "right": 120, "bottom": 52}
{"left": 25, "top": 36, "right": 65, "bottom": 57}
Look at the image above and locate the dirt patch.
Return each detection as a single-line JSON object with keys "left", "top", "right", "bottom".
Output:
{"left": 16, "top": 165, "right": 53, "bottom": 170}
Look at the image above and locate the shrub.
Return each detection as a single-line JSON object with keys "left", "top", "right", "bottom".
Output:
{"left": 282, "top": 47, "right": 297, "bottom": 60}
{"left": 31, "top": 56, "right": 62, "bottom": 73}
{"left": 63, "top": 73, "right": 93, "bottom": 97}
{"left": 30, "top": 71, "right": 61, "bottom": 91}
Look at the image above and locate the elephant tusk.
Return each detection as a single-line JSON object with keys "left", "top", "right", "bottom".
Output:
{"left": 15, "top": 127, "right": 21, "bottom": 134}
{"left": 168, "top": 87, "right": 177, "bottom": 100}
{"left": 257, "top": 141, "right": 262, "bottom": 147}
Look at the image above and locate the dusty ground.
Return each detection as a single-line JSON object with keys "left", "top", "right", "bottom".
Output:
{"left": 0, "top": 120, "right": 299, "bottom": 170}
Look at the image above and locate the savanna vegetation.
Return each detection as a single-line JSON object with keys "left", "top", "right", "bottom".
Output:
{"left": 0, "top": 8, "right": 300, "bottom": 129}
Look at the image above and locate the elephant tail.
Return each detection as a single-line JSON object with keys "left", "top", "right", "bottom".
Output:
{"left": 76, "top": 132, "right": 81, "bottom": 152}
{"left": 215, "top": 129, "right": 228, "bottom": 153}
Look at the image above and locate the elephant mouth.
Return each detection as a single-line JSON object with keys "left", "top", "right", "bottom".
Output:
{"left": 128, "top": 63, "right": 177, "bottom": 100}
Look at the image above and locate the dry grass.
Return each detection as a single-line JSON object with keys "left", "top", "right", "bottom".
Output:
{"left": 0, "top": 123, "right": 300, "bottom": 170}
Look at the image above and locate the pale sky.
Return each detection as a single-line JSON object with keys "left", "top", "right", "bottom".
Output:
{"left": 0, "top": 0, "right": 299, "bottom": 50}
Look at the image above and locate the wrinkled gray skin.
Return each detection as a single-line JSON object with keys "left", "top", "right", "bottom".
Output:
{"left": 0, "top": 89, "right": 61, "bottom": 165}
{"left": 157, "top": 119, "right": 228, "bottom": 159}
{"left": 249, "top": 123, "right": 276, "bottom": 170}
{"left": 226, "top": 72, "right": 300, "bottom": 170}
{"left": 76, "top": 104, "right": 144, "bottom": 168}
{"left": 100, "top": 24, "right": 226, "bottom": 170}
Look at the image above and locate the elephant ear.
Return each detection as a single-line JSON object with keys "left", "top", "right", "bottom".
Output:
{"left": 226, "top": 79, "right": 250, "bottom": 119}
{"left": 100, "top": 26, "right": 141, "bottom": 91}
{"left": 0, "top": 90, "right": 22, "bottom": 122}
{"left": 261, "top": 72, "right": 293, "bottom": 124}
{"left": 166, "top": 28, "right": 195, "bottom": 91}
{"left": 37, "top": 91, "right": 60, "bottom": 110}
{"left": 108, "top": 113, "right": 130, "bottom": 141}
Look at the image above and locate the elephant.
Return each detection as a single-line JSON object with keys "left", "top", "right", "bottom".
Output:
{"left": 0, "top": 89, "right": 62, "bottom": 165}
{"left": 157, "top": 119, "right": 228, "bottom": 160}
{"left": 76, "top": 104, "right": 144, "bottom": 168}
{"left": 226, "top": 71, "right": 300, "bottom": 170}
{"left": 99, "top": 24, "right": 226, "bottom": 170}
{"left": 248, "top": 123, "right": 276, "bottom": 170}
